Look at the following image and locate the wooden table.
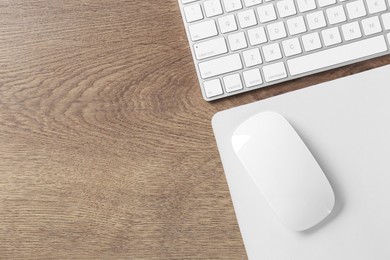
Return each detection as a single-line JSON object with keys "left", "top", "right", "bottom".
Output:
{"left": 1, "top": 1, "right": 389, "bottom": 259}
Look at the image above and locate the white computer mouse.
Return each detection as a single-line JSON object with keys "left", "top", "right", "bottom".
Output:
{"left": 231, "top": 111, "right": 335, "bottom": 232}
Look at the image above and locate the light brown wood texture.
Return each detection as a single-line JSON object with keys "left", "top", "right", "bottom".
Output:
{"left": 1, "top": 1, "right": 389, "bottom": 259}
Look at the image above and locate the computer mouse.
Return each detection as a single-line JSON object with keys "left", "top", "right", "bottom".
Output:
{"left": 231, "top": 111, "right": 335, "bottom": 231}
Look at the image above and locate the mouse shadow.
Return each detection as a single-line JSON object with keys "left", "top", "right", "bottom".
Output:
{"left": 299, "top": 164, "right": 344, "bottom": 235}
{"left": 290, "top": 122, "right": 345, "bottom": 235}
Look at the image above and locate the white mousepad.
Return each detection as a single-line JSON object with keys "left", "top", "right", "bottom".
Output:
{"left": 212, "top": 65, "right": 390, "bottom": 260}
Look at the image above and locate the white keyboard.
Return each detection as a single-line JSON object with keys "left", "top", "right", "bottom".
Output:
{"left": 178, "top": 0, "right": 390, "bottom": 101}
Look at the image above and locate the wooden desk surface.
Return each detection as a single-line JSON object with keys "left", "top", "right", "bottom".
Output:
{"left": 1, "top": 1, "right": 389, "bottom": 259}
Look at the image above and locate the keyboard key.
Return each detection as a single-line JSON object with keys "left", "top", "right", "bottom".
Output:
{"left": 287, "top": 16, "right": 307, "bottom": 35}
{"left": 244, "top": 0, "right": 262, "bottom": 7}
{"left": 257, "top": 4, "right": 277, "bottom": 23}
{"left": 382, "top": 13, "right": 390, "bottom": 30}
{"left": 277, "top": 0, "right": 297, "bottom": 18}
{"left": 267, "top": 21, "right": 287, "bottom": 40}
{"left": 198, "top": 53, "right": 243, "bottom": 79}
{"left": 218, "top": 15, "right": 238, "bottom": 33}
{"left": 282, "top": 37, "right": 302, "bottom": 57}
{"left": 366, "top": 0, "right": 387, "bottom": 14}
{"left": 189, "top": 20, "right": 218, "bottom": 41}
{"left": 223, "top": 0, "right": 243, "bottom": 12}
{"left": 204, "top": 79, "right": 223, "bottom": 98}
{"left": 203, "top": 0, "right": 223, "bottom": 17}
{"left": 247, "top": 26, "right": 267, "bottom": 45}
{"left": 318, "top": 0, "right": 336, "bottom": 7}
{"left": 346, "top": 0, "right": 367, "bottom": 19}
{"left": 263, "top": 42, "right": 282, "bottom": 62}
{"left": 362, "top": 16, "right": 382, "bottom": 35}
{"left": 243, "top": 48, "right": 263, "bottom": 67}
{"left": 287, "top": 36, "right": 388, "bottom": 76}
{"left": 302, "top": 32, "right": 322, "bottom": 51}
{"left": 262, "top": 62, "right": 288, "bottom": 82}
{"left": 243, "top": 68, "right": 263, "bottom": 87}
{"left": 341, "top": 21, "right": 362, "bottom": 41}
{"left": 184, "top": 3, "right": 204, "bottom": 23}
{"left": 307, "top": 11, "right": 327, "bottom": 30}
{"left": 182, "top": 0, "right": 198, "bottom": 3}
{"left": 223, "top": 73, "right": 243, "bottom": 92}
{"left": 326, "top": 5, "right": 347, "bottom": 25}
{"left": 238, "top": 9, "right": 258, "bottom": 28}
{"left": 228, "top": 32, "right": 248, "bottom": 50}
{"left": 296, "top": 0, "right": 316, "bottom": 12}
{"left": 321, "top": 27, "right": 342, "bottom": 46}
{"left": 194, "top": 37, "right": 228, "bottom": 60}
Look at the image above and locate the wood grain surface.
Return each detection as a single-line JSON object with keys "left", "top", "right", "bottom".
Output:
{"left": 1, "top": 1, "right": 389, "bottom": 259}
